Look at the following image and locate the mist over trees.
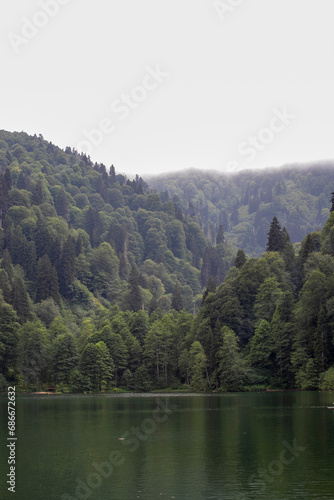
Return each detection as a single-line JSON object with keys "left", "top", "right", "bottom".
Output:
{"left": 148, "top": 164, "right": 334, "bottom": 256}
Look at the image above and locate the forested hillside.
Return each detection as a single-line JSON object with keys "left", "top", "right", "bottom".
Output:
{"left": 148, "top": 164, "right": 334, "bottom": 256}
{"left": 0, "top": 130, "right": 234, "bottom": 391}
{"left": 0, "top": 130, "right": 334, "bottom": 393}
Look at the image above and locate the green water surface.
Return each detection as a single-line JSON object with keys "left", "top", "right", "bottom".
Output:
{"left": 1, "top": 391, "right": 334, "bottom": 500}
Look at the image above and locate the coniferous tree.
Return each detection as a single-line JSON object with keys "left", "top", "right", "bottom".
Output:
{"left": 230, "top": 205, "right": 239, "bottom": 226}
{"left": 218, "top": 326, "right": 249, "bottom": 390}
{"left": 254, "top": 277, "right": 282, "bottom": 325}
{"left": 0, "top": 269, "right": 11, "bottom": 302}
{"left": 201, "top": 276, "right": 217, "bottom": 304}
{"left": 99, "top": 331, "right": 128, "bottom": 386}
{"left": 0, "top": 152, "right": 7, "bottom": 171}
{"left": 234, "top": 249, "right": 246, "bottom": 268}
{"left": 171, "top": 283, "right": 183, "bottom": 311}
{"left": 314, "top": 306, "right": 332, "bottom": 373}
{"left": 52, "top": 333, "right": 78, "bottom": 384}
{"left": 34, "top": 219, "right": 52, "bottom": 259}
{"left": 220, "top": 210, "right": 229, "bottom": 233}
{"left": 201, "top": 247, "right": 212, "bottom": 286}
{"left": 17, "top": 321, "right": 50, "bottom": 387}
{"left": 174, "top": 203, "right": 183, "bottom": 221}
{"left": 16, "top": 171, "right": 31, "bottom": 190}
{"left": 148, "top": 297, "right": 158, "bottom": 315}
{"left": 216, "top": 225, "right": 224, "bottom": 245}
{"left": 10, "top": 276, "right": 31, "bottom": 323}
{"left": 281, "top": 227, "right": 296, "bottom": 274}
{"left": 32, "top": 180, "right": 44, "bottom": 205}
{"left": 7, "top": 227, "right": 23, "bottom": 266}
{"left": 0, "top": 172, "right": 9, "bottom": 225}
{"left": 188, "top": 341, "right": 207, "bottom": 391}
{"left": 86, "top": 207, "right": 102, "bottom": 247}
{"left": 4, "top": 169, "right": 12, "bottom": 191}
{"left": 55, "top": 188, "right": 70, "bottom": 221}
{"left": 266, "top": 217, "right": 284, "bottom": 252}
{"left": 119, "top": 253, "right": 130, "bottom": 280}
{"left": 109, "top": 165, "right": 116, "bottom": 185}
{"left": 58, "top": 236, "right": 76, "bottom": 296}
{"left": 190, "top": 236, "right": 200, "bottom": 268}
{"left": 299, "top": 233, "right": 321, "bottom": 268}
{"left": 1, "top": 249, "right": 13, "bottom": 282}
{"left": 0, "top": 293, "right": 20, "bottom": 379}
{"left": 330, "top": 192, "right": 334, "bottom": 213}
{"left": 35, "top": 255, "right": 60, "bottom": 305}
{"left": 81, "top": 341, "right": 114, "bottom": 390}
{"left": 129, "top": 311, "right": 149, "bottom": 345}
{"left": 25, "top": 242, "right": 37, "bottom": 281}
{"left": 137, "top": 182, "right": 144, "bottom": 195}
{"left": 271, "top": 291, "right": 295, "bottom": 385}
{"left": 247, "top": 320, "right": 275, "bottom": 376}
{"left": 126, "top": 267, "right": 142, "bottom": 312}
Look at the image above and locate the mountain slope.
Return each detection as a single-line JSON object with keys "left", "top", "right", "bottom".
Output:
{"left": 0, "top": 130, "right": 235, "bottom": 323}
{"left": 147, "top": 162, "right": 334, "bottom": 256}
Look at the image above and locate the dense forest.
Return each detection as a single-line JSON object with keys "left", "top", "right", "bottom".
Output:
{"left": 0, "top": 130, "right": 334, "bottom": 393}
{"left": 148, "top": 163, "right": 334, "bottom": 256}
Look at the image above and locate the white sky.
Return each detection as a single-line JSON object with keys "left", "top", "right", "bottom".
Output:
{"left": 1, "top": 0, "right": 334, "bottom": 177}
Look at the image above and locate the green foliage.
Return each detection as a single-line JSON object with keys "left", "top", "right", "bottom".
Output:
{"left": 17, "top": 321, "right": 50, "bottom": 387}
{"left": 144, "top": 315, "right": 176, "bottom": 387}
{"left": 0, "top": 294, "right": 20, "bottom": 379}
{"left": 218, "top": 327, "right": 249, "bottom": 391}
{"left": 124, "top": 266, "right": 142, "bottom": 312}
{"left": 171, "top": 282, "right": 183, "bottom": 311}
{"left": 80, "top": 341, "right": 115, "bottom": 390}
{"left": 10, "top": 276, "right": 31, "bottom": 323}
{"left": 271, "top": 292, "right": 295, "bottom": 385}
{"left": 295, "top": 359, "right": 319, "bottom": 390}
{"left": 34, "top": 299, "right": 61, "bottom": 328}
{"left": 234, "top": 249, "right": 246, "bottom": 268}
{"left": 188, "top": 341, "right": 207, "bottom": 391}
{"left": 52, "top": 333, "right": 78, "bottom": 384}
{"left": 247, "top": 320, "right": 275, "bottom": 372}
{"left": 0, "top": 373, "right": 7, "bottom": 391}
{"left": 69, "top": 368, "right": 89, "bottom": 392}
{"left": 267, "top": 217, "right": 284, "bottom": 252}
{"left": 319, "top": 366, "right": 334, "bottom": 390}
{"left": 254, "top": 277, "right": 282, "bottom": 325}
{"left": 2, "top": 131, "right": 334, "bottom": 392}
{"left": 58, "top": 236, "right": 76, "bottom": 296}
{"left": 35, "top": 255, "right": 60, "bottom": 305}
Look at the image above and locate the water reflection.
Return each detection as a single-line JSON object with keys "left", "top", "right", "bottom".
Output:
{"left": 0, "top": 392, "right": 334, "bottom": 499}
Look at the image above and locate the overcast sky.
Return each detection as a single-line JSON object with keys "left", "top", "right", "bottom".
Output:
{"left": 1, "top": 0, "right": 334, "bottom": 177}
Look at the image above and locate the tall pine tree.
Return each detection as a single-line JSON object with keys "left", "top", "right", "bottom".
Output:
{"left": 266, "top": 217, "right": 284, "bottom": 252}
{"left": 58, "top": 236, "right": 76, "bottom": 296}
{"left": 171, "top": 283, "right": 183, "bottom": 311}
{"left": 35, "top": 255, "right": 60, "bottom": 305}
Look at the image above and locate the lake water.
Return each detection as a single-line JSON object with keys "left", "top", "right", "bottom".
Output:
{"left": 1, "top": 391, "right": 334, "bottom": 500}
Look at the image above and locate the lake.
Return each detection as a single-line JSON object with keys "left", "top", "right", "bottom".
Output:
{"left": 1, "top": 391, "right": 334, "bottom": 500}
